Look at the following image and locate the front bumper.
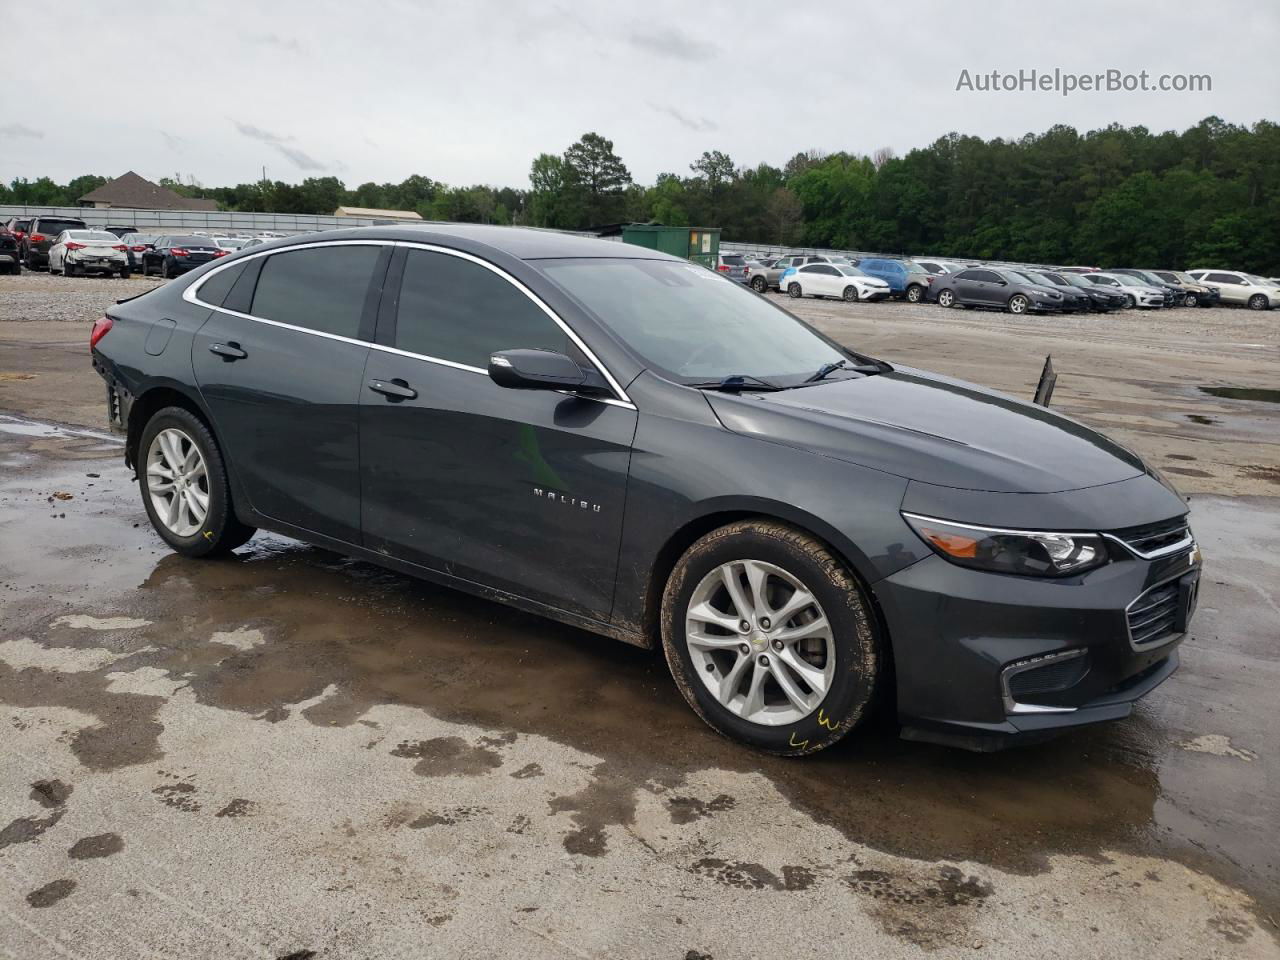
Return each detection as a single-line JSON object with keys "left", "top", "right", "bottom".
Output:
{"left": 875, "top": 526, "right": 1200, "bottom": 751}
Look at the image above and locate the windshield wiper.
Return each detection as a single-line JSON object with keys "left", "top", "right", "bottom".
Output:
{"left": 805, "top": 359, "right": 848, "bottom": 383}
{"left": 689, "top": 374, "right": 784, "bottom": 393}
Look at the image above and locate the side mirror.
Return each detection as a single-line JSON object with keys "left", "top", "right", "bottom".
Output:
{"left": 488, "top": 349, "right": 611, "bottom": 396}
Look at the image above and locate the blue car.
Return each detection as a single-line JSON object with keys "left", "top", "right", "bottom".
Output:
{"left": 853, "top": 257, "right": 935, "bottom": 303}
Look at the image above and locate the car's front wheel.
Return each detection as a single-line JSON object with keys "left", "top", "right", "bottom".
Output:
{"left": 905, "top": 283, "right": 924, "bottom": 303}
{"left": 842, "top": 285, "right": 859, "bottom": 302}
{"left": 1183, "top": 293, "right": 1198, "bottom": 307}
{"left": 660, "top": 520, "right": 880, "bottom": 756}
{"left": 1007, "top": 294, "right": 1029, "bottom": 314}
{"left": 787, "top": 282, "right": 802, "bottom": 298}
{"left": 1125, "top": 294, "right": 1136, "bottom": 308}
{"left": 936, "top": 289, "right": 956, "bottom": 308}
{"left": 138, "top": 406, "right": 255, "bottom": 557}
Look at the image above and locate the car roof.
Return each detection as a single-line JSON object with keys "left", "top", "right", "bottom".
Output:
{"left": 243, "top": 223, "right": 678, "bottom": 262}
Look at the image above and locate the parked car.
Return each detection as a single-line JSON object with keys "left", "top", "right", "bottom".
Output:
{"left": 90, "top": 224, "right": 1199, "bottom": 754}
{"left": 1185, "top": 270, "right": 1279, "bottom": 310}
{"left": 715, "top": 253, "right": 750, "bottom": 284}
{"left": 2, "top": 217, "right": 31, "bottom": 251}
{"left": 1106, "top": 269, "right": 1180, "bottom": 307}
{"left": 21, "top": 216, "right": 88, "bottom": 269}
{"left": 122, "top": 234, "right": 159, "bottom": 273}
{"left": 914, "top": 260, "right": 955, "bottom": 276}
{"left": 141, "top": 235, "right": 227, "bottom": 278}
{"left": 239, "top": 237, "right": 268, "bottom": 249}
{"left": 851, "top": 258, "right": 934, "bottom": 303}
{"left": 756, "top": 254, "right": 846, "bottom": 293}
{"left": 1078, "top": 272, "right": 1166, "bottom": 309}
{"left": 1143, "top": 270, "right": 1220, "bottom": 308}
{"left": 781, "top": 263, "right": 892, "bottom": 302}
{"left": 48, "top": 230, "right": 129, "bottom": 277}
{"left": 931, "top": 267, "right": 1064, "bottom": 314}
{"left": 0, "top": 229, "right": 19, "bottom": 275}
{"left": 101, "top": 225, "right": 138, "bottom": 238}
{"left": 1014, "top": 270, "right": 1094, "bottom": 313}
{"left": 1052, "top": 272, "right": 1129, "bottom": 312}
{"left": 213, "top": 236, "right": 249, "bottom": 251}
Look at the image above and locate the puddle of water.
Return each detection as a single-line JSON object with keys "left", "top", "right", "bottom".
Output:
{"left": 1199, "top": 386, "right": 1280, "bottom": 404}
{"left": 0, "top": 414, "right": 122, "bottom": 444}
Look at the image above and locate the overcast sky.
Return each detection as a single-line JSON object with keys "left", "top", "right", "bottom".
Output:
{"left": 3, "top": 0, "right": 1277, "bottom": 190}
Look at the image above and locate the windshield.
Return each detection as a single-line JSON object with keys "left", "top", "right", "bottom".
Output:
{"left": 836, "top": 266, "right": 868, "bottom": 277}
{"left": 541, "top": 257, "right": 852, "bottom": 384}
{"left": 68, "top": 231, "right": 120, "bottom": 242}
{"left": 1005, "top": 270, "right": 1039, "bottom": 285}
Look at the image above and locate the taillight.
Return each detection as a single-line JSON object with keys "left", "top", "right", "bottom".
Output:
{"left": 743, "top": 266, "right": 751, "bottom": 275}
{"left": 716, "top": 264, "right": 729, "bottom": 271}
{"left": 131, "top": 245, "right": 146, "bottom": 252}
{"left": 90, "top": 316, "right": 113, "bottom": 350}
{"left": 112, "top": 244, "right": 126, "bottom": 251}
{"left": 213, "top": 249, "right": 230, "bottom": 257}
{"left": 170, "top": 248, "right": 189, "bottom": 257}
{"left": 29, "top": 233, "right": 45, "bottom": 244}
{"left": 65, "top": 241, "right": 86, "bottom": 251}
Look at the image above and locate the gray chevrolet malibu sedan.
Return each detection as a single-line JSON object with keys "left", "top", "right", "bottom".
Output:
{"left": 90, "top": 225, "right": 1201, "bottom": 754}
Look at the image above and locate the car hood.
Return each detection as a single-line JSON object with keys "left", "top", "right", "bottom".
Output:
{"left": 705, "top": 366, "right": 1147, "bottom": 493}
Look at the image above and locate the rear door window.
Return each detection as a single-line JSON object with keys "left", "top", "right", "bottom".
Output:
{"left": 394, "top": 250, "right": 567, "bottom": 368}
{"left": 1205, "top": 273, "right": 1239, "bottom": 284}
{"left": 197, "top": 262, "right": 249, "bottom": 308}
{"left": 251, "top": 245, "right": 381, "bottom": 339}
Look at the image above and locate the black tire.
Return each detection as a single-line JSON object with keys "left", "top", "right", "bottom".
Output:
{"left": 1248, "top": 294, "right": 1268, "bottom": 311}
{"left": 936, "top": 288, "right": 955, "bottom": 308}
{"left": 660, "top": 519, "right": 880, "bottom": 756}
{"left": 842, "top": 285, "right": 859, "bottom": 302}
{"left": 751, "top": 275, "right": 768, "bottom": 293}
{"left": 1008, "top": 294, "right": 1029, "bottom": 315}
{"left": 1125, "top": 294, "right": 1136, "bottom": 308}
{"left": 142, "top": 258, "right": 151, "bottom": 277}
{"left": 905, "top": 284, "right": 923, "bottom": 303}
{"left": 137, "top": 406, "right": 256, "bottom": 557}
{"left": 787, "top": 282, "right": 802, "bottom": 298}
{"left": 161, "top": 260, "right": 170, "bottom": 280}
{"left": 1183, "top": 293, "right": 1198, "bottom": 308}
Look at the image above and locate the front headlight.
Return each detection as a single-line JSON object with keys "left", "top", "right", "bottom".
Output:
{"left": 902, "top": 513, "right": 1107, "bottom": 577}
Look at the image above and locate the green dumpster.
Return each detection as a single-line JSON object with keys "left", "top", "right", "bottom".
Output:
{"left": 620, "top": 224, "right": 720, "bottom": 269}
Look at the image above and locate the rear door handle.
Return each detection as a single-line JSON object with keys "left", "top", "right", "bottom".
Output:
{"left": 367, "top": 378, "right": 417, "bottom": 400}
{"left": 209, "top": 342, "right": 247, "bottom": 360}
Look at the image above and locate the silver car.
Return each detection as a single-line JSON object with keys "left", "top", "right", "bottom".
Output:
{"left": 715, "top": 253, "right": 750, "bottom": 284}
{"left": 1079, "top": 272, "right": 1166, "bottom": 309}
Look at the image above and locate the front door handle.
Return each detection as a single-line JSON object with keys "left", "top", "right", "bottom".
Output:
{"left": 367, "top": 378, "right": 417, "bottom": 400}
{"left": 209, "top": 342, "right": 247, "bottom": 361}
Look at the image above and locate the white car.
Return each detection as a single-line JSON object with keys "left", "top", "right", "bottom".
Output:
{"left": 212, "top": 236, "right": 248, "bottom": 251}
{"left": 1185, "top": 269, "right": 1278, "bottom": 310}
{"left": 1078, "top": 272, "right": 1165, "bottom": 308}
{"left": 782, "top": 263, "right": 893, "bottom": 302}
{"left": 48, "top": 230, "right": 128, "bottom": 278}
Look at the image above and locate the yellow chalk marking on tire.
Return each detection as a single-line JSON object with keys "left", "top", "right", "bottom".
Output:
{"left": 816, "top": 709, "right": 837, "bottom": 731}
{"left": 788, "top": 732, "right": 809, "bottom": 750}
{"left": 203, "top": 530, "right": 213, "bottom": 540}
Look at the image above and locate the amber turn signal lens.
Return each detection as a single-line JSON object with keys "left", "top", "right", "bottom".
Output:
{"left": 923, "top": 529, "right": 979, "bottom": 558}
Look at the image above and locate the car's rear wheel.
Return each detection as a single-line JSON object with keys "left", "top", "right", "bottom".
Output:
{"left": 160, "top": 260, "right": 171, "bottom": 280}
{"left": 1007, "top": 294, "right": 1029, "bottom": 315}
{"left": 138, "top": 407, "right": 255, "bottom": 557}
{"left": 787, "top": 282, "right": 802, "bottom": 298}
{"left": 142, "top": 259, "right": 151, "bottom": 277}
{"left": 660, "top": 520, "right": 880, "bottom": 756}
{"left": 842, "top": 285, "right": 858, "bottom": 302}
{"left": 751, "top": 275, "right": 768, "bottom": 293}
{"left": 905, "top": 284, "right": 924, "bottom": 303}
{"left": 1248, "top": 293, "right": 1269, "bottom": 310}
{"left": 937, "top": 289, "right": 955, "bottom": 308}
{"left": 1183, "top": 293, "right": 1198, "bottom": 307}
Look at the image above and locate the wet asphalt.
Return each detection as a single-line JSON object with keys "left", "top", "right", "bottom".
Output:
{"left": 0, "top": 411, "right": 1277, "bottom": 959}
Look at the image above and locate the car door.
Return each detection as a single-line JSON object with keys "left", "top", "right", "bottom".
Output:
{"left": 359, "top": 245, "right": 637, "bottom": 621}
{"left": 959, "top": 269, "right": 994, "bottom": 305}
{"left": 191, "top": 241, "right": 387, "bottom": 544}
{"left": 1204, "top": 272, "right": 1245, "bottom": 304}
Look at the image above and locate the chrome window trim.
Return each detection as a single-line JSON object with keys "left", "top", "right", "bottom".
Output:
{"left": 182, "top": 237, "right": 635, "bottom": 410}
{"left": 999, "top": 648, "right": 1086, "bottom": 715}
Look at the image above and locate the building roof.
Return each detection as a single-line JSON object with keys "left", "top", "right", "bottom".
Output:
{"left": 78, "top": 171, "right": 218, "bottom": 211}
{"left": 333, "top": 206, "right": 423, "bottom": 220}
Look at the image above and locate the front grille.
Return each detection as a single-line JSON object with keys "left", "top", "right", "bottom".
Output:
{"left": 1127, "top": 581, "right": 1180, "bottom": 646}
{"left": 1006, "top": 653, "right": 1090, "bottom": 698}
{"left": 1112, "top": 516, "right": 1191, "bottom": 557}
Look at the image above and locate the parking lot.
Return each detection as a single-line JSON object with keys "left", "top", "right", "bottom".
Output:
{"left": 2, "top": 272, "right": 1278, "bottom": 958}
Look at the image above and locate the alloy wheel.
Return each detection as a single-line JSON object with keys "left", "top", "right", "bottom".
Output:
{"left": 1009, "top": 295, "right": 1028, "bottom": 314}
{"left": 938, "top": 289, "right": 955, "bottom": 307}
{"left": 1248, "top": 294, "right": 1267, "bottom": 310}
{"left": 146, "top": 427, "right": 210, "bottom": 537}
{"left": 685, "top": 559, "right": 835, "bottom": 727}
{"left": 906, "top": 285, "right": 922, "bottom": 303}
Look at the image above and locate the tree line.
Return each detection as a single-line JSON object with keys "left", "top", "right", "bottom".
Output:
{"left": 3, "top": 116, "right": 1276, "bottom": 272}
